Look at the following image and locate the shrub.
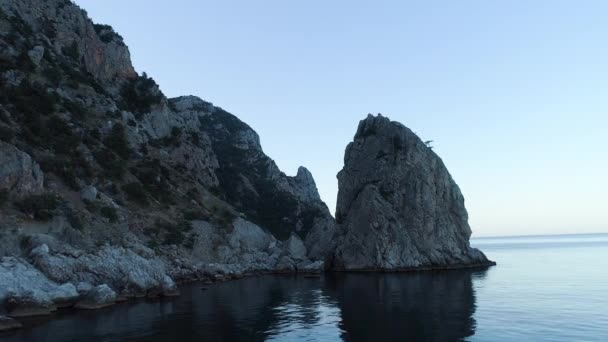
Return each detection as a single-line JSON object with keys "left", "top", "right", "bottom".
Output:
{"left": 161, "top": 127, "right": 182, "bottom": 147}
{"left": 162, "top": 220, "right": 193, "bottom": 246}
{"left": 104, "top": 123, "right": 131, "bottom": 159}
{"left": 122, "top": 182, "right": 148, "bottom": 205}
{"left": 93, "top": 24, "right": 124, "bottom": 44}
{"left": 100, "top": 206, "right": 118, "bottom": 223}
{"left": 15, "top": 193, "right": 63, "bottom": 220}
{"left": 182, "top": 209, "right": 207, "bottom": 221}
{"left": 0, "top": 190, "right": 8, "bottom": 206}
{"left": 42, "top": 65, "right": 62, "bottom": 85}
{"left": 10, "top": 80, "right": 57, "bottom": 117}
{"left": 119, "top": 72, "right": 163, "bottom": 118}
{"left": 46, "top": 115, "right": 80, "bottom": 155}
{"left": 65, "top": 209, "right": 84, "bottom": 230}
{"left": 94, "top": 148, "right": 126, "bottom": 180}
{"left": 62, "top": 99, "right": 89, "bottom": 120}
{"left": 131, "top": 159, "right": 173, "bottom": 204}
{"left": 39, "top": 152, "right": 92, "bottom": 190}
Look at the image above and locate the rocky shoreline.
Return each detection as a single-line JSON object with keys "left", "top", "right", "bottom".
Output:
{"left": 0, "top": 0, "right": 495, "bottom": 334}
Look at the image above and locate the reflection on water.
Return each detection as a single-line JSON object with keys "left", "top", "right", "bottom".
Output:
{"left": 328, "top": 271, "right": 483, "bottom": 342}
{"left": 2, "top": 271, "right": 483, "bottom": 342}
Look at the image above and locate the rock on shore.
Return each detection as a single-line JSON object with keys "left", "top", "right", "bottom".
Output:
{"left": 331, "top": 114, "right": 494, "bottom": 271}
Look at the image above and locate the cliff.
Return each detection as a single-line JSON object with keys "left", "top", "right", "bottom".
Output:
{"left": 0, "top": 0, "right": 493, "bottom": 330}
{"left": 0, "top": 0, "right": 333, "bottom": 322}
{"left": 331, "top": 114, "right": 494, "bottom": 270}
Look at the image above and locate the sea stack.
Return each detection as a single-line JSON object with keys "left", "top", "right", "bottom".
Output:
{"left": 331, "top": 114, "right": 494, "bottom": 271}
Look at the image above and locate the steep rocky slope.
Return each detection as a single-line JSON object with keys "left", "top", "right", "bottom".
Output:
{"left": 331, "top": 114, "right": 494, "bottom": 270}
{"left": 0, "top": 0, "right": 334, "bottom": 323}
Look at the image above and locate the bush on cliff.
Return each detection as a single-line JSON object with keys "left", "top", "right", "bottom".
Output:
{"left": 119, "top": 72, "right": 163, "bottom": 118}
{"left": 100, "top": 206, "right": 118, "bottom": 223}
{"left": 122, "top": 182, "right": 148, "bottom": 206}
{"left": 104, "top": 123, "right": 131, "bottom": 159}
{"left": 15, "top": 193, "right": 63, "bottom": 220}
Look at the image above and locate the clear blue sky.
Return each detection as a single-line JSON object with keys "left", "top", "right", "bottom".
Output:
{"left": 75, "top": 0, "right": 608, "bottom": 237}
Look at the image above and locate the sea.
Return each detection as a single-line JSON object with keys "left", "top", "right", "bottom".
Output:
{"left": 2, "top": 233, "right": 607, "bottom": 341}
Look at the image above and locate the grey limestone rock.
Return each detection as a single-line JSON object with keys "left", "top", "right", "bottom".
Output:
{"left": 332, "top": 114, "right": 494, "bottom": 271}
{"left": 80, "top": 186, "right": 98, "bottom": 202}
{"left": 0, "top": 257, "right": 78, "bottom": 317}
{"left": 27, "top": 45, "right": 44, "bottom": 66}
{"left": 0, "top": 142, "right": 44, "bottom": 198}
{"left": 75, "top": 284, "right": 116, "bottom": 309}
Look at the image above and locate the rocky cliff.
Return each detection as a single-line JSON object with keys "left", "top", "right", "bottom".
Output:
{"left": 0, "top": 0, "right": 493, "bottom": 330}
{"left": 0, "top": 0, "right": 333, "bottom": 324}
{"left": 331, "top": 114, "right": 494, "bottom": 270}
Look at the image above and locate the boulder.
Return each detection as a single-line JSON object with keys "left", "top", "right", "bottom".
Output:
{"left": 332, "top": 114, "right": 494, "bottom": 271}
{"left": 27, "top": 46, "right": 45, "bottom": 66}
{"left": 80, "top": 186, "right": 98, "bottom": 202}
{"left": 0, "top": 257, "right": 78, "bottom": 317}
{"left": 26, "top": 237, "right": 177, "bottom": 298}
{"left": 75, "top": 284, "right": 116, "bottom": 310}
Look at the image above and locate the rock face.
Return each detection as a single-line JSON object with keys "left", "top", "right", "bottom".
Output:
{"left": 0, "top": 257, "right": 79, "bottom": 317}
{"left": 75, "top": 284, "right": 116, "bottom": 309}
{"left": 0, "top": 142, "right": 44, "bottom": 197}
{"left": 195, "top": 106, "right": 335, "bottom": 246}
{"left": 332, "top": 114, "right": 493, "bottom": 270}
{"left": 0, "top": 0, "right": 137, "bottom": 83}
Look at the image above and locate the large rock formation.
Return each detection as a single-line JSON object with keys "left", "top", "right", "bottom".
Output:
{"left": 332, "top": 114, "right": 493, "bottom": 270}
{"left": 0, "top": 0, "right": 333, "bottom": 326}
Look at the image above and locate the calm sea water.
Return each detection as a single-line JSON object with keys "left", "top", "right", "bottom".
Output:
{"left": 2, "top": 233, "right": 607, "bottom": 341}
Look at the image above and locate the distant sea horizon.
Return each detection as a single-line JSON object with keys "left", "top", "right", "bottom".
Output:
{"left": 472, "top": 231, "right": 608, "bottom": 239}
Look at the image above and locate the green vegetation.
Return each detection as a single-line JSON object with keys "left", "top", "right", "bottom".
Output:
{"left": 130, "top": 159, "right": 174, "bottom": 204}
{"left": 122, "top": 182, "right": 148, "bottom": 206}
{"left": 39, "top": 151, "right": 92, "bottom": 191}
{"left": 104, "top": 123, "right": 131, "bottom": 159}
{"left": 100, "top": 206, "right": 118, "bottom": 223}
{"left": 45, "top": 115, "right": 80, "bottom": 154}
{"left": 145, "top": 219, "right": 194, "bottom": 247}
{"left": 8, "top": 80, "right": 57, "bottom": 118}
{"left": 93, "top": 24, "right": 124, "bottom": 44}
{"left": 15, "top": 193, "right": 63, "bottom": 220}
{"left": 93, "top": 148, "right": 126, "bottom": 180}
{"left": 62, "top": 98, "right": 89, "bottom": 120}
{"left": 182, "top": 209, "right": 208, "bottom": 221}
{"left": 65, "top": 208, "right": 84, "bottom": 230}
{"left": 0, "top": 190, "right": 8, "bottom": 207}
{"left": 119, "top": 73, "right": 163, "bottom": 118}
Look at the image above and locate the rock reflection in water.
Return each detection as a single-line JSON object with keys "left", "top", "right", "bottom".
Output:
{"left": 327, "top": 270, "right": 484, "bottom": 342}
{"left": 1, "top": 270, "right": 485, "bottom": 342}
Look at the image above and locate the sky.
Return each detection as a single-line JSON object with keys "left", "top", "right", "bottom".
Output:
{"left": 75, "top": 0, "right": 608, "bottom": 237}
